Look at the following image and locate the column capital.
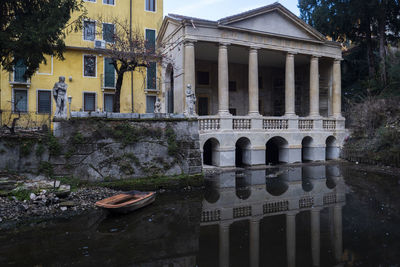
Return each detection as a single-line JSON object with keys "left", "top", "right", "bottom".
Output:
{"left": 334, "top": 58, "right": 343, "bottom": 64}
{"left": 184, "top": 39, "right": 197, "bottom": 46}
{"left": 286, "top": 211, "right": 299, "bottom": 216}
{"left": 311, "top": 55, "right": 321, "bottom": 59}
{"left": 286, "top": 51, "right": 297, "bottom": 57}
{"left": 311, "top": 207, "right": 323, "bottom": 212}
{"left": 219, "top": 42, "right": 231, "bottom": 47}
{"left": 249, "top": 46, "right": 261, "bottom": 52}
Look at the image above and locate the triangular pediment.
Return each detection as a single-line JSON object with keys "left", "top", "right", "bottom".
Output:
{"left": 219, "top": 3, "right": 326, "bottom": 41}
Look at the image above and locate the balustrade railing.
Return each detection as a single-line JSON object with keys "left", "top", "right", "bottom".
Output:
{"left": 298, "top": 119, "right": 314, "bottom": 131}
{"left": 233, "top": 118, "right": 251, "bottom": 130}
{"left": 323, "top": 120, "right": 337, "bottom": 130}
{"left": 199, "top": 117, "right": 221, "bottom": 131}
{"left": 263, "top": 118, "right": 289, "bottom": 130}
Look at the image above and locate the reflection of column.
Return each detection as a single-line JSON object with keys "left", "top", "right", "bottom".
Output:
{"left": 184, "top": 40, "right": 196, "bottom": 110}
{"left": 309, "top": 56, "right": 320, "bottom": 117}
{"left": 285, "top": 53, "right": 296, "bottom": 116}
{"left": 286, "top": 212, "right": 297, "bottom": 267}
{"left": 250, "top": 218, "right": 260, "bottom": 267}
{"left": 332, "top": 59, "right": 342, "bottom": 118}
{"left": 333, "top": 205, "right": 343, "bottom": 263}
{"left": 218, "top": 43, "right": 230, "bottom": 116}
{"left": 311, "top": 208, "right": 321, "bottom": 267}
{"left": 248, "top": 47, "right": 260, "bottom": 116}
{"left": 219, "top": 222, "right": 230, "bottom": 267}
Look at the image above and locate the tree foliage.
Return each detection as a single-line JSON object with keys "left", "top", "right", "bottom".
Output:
{"left": 0, "top": 0, "right": 85, "bottom": 78}
{"left": 299, "top": 0, "right": 400, "bottom": 96}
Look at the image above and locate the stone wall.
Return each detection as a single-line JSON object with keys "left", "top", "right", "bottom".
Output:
{"left": 0, "top": 118, "right": 202, "bottom": 181}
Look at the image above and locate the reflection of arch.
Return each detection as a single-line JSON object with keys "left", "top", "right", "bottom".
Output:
{"left": 266, "top": 136, "right": 289, "bottom": 164}
{"left": 302, "top": 177, "right": 314, "bottom": 192}
{"left": 326, "top": 136, "right": 339, "bottom": 160}
{"left": 203, "top": 138, "right": 220, "bottom": 166}
{"left": 165, "top": 64, "right": 174, "bottom": 113}
{"left": 326, "top": 176, "right": 337, "bottom": 189}
{"left": 266, "top": 177, "right": 289, "bottom": 196}
{"left": 204, "top": 179, "right": 220, "bottom": 203}
{"left": 302, "top": 136, "right": 314, "bottom": 162}
{"left": 236, "top": 174, "right": 251, "bottom": 200}
{"left": 235, "top": 137, "right": 251, "bottom": 167}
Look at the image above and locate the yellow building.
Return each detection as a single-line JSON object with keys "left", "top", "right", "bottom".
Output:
{"left": 0, "top": 0, "right": 163, "bottom": 128}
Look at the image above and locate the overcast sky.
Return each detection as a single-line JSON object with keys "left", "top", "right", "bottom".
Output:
{"left": 164, "top": 0, "right": 300, "bottom": 20}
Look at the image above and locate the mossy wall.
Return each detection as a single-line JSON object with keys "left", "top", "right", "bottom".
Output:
{"left": 0, "top": 118, "right": 202, "bottom": 181}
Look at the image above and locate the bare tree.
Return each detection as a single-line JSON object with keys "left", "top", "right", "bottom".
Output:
{"left": 97, "top": 19, "right": 168, "bottom": 113}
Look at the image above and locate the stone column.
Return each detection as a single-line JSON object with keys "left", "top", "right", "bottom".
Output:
{"left": 218, "top": 43, "right": 230, "bottom": 116}
{"left": 249, "top": 218, "right": 260, "bottom": 267}
{"left": 219, "top": 222, "right": 230, "bottom": 267}
{"left": 310, "top": 56, "right": 320, "bottom": 117}
{"left": 333, "top": 205, "right": 343, "bottom": 263}
{"left": 184, "top": 40, "right": 196, "bottom": 109}
{"left": 285, "top": 53, "right": 296, "bottom": 117}
{"left": 286, "top": 212, "right": 297, "bottom": 267}
{"left": 332, "top": 59, "right": 342, "bottom": 118}
{"left": 249, "top": 47, "right": 260, "bottom": 116}
{"left": 311, "top": 208, "right": 321, "bottom": 267}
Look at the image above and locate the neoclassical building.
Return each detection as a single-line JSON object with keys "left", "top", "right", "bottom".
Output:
{"left": 158, "top": 3, "right": 346, "bottom": 167}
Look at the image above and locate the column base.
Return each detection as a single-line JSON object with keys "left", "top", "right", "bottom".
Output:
{"left": 248, "top": 111, "right": 262, "bottom": 117}
{"left": 218, "top": 110, "right": 232, "bottom": 117}
{"left": 284, "top": 113, "right": 298, "bottom": 118}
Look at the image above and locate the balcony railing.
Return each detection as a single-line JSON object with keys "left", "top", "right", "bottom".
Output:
{"left": 198, "top": 116, "right": 344, "bottom": 132}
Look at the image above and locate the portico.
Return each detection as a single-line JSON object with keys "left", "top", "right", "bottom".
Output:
{"left": 159, "top": 3, "right": 346, "bottom": 167}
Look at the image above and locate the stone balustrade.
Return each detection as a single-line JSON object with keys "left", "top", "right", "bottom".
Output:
{"left": 198, "top": 115, "right": 344, "bottom": 132}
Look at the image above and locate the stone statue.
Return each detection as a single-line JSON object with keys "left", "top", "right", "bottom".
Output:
{"left": 154, "top": 97, "right": 162, "bottom": 114}
{"left": 185, "top": 84, "right": 196, "bottom": 116}
{"left": 52, "top": 76, "right": 68, "bottom": 119}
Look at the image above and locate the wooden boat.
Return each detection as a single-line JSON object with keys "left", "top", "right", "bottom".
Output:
{"left": 95, "top": 191, "right": 156, "bottom": 214}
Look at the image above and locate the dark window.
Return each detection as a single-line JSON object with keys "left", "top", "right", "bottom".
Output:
{"left": 104, "top": 58, "right": 115, "bottom": 87}
{"left": 229, "top": 81, "right": 237, "bottom": 91}
{"left": 38, "top": 91, "right": 51, "bottom": 114}
{"left": 259, "top": 76, "right": 263, "bottom": 89}
{"left": 145, "top": 29, "right": 156, "bottom": 52}
{"left": 103, "top": 23, "right": 114, "bottom": 43}
{"left": 198, "top": 97, "right": 209, "bottom": 116}
{"left": 197, "top": 71, "right": 209, "bottom": 85}
{"left": 147, "top": 62, "right": 157, "bottom": 89}
{"left": 104, "top": 94, "right": 114, "bottom": 112}
{"left": 103, "top": 0, "right": 114, "bottom": 4}
{"left": 145, "top": 0, "right": 156, "bottom": 11}
{"left": 84, "top": 93, "right": 96, "bottom": 111}
{"left": 84, "top": 55, "right": 96, "bottom": 77}
{"left": 229, "top": 108, "right": 237, "bottom": 116}
{"left": 14, "top": 89, "right": 28, "bottom": 112}
{"left": 146, "top": 95, "right": 156, "bottom": 113}
{"left": 84, "top": 21, "right": 95, "bottom": 41}
{"left": 14, "top": 59, "right": 27, "bottom": 82}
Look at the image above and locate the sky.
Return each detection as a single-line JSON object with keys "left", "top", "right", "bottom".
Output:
{"left": 164, "top": 0, "right": 300, "bottom": 20}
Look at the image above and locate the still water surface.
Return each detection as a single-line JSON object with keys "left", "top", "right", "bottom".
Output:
{"left": 1, "top": 163, "right": 400, "bottom": 267}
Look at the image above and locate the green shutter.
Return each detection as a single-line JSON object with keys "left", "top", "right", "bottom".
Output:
{"left": 146, "top": 29, "right": 156, "bottom": 52}
{"left": 104, "top": 58, "right": 115, "bottom": 88}
{"left": 14, "top": 59, "right": 27, "bottom": 82}
{"left": 103, "top": 23, "right": 114, "bottom": 43}
{"left": 147, "top": 62, "right": 157, "bottom": 89}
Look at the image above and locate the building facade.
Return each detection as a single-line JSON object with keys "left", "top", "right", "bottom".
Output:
{"left": 158, "top": 3, "right": 347, "bottom": 167}
{"left": 0, "top": 0, "right": 163, "bottom": 128}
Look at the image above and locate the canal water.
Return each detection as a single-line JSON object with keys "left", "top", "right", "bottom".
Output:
{"left": 1, "top": 163, "right": 400, "bottom": 267}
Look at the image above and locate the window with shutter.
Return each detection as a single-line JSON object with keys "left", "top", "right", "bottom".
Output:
{"left": 103, "top": 23, "right": 115, "bottom": 43}
{"left": 14, "top": 89, "right": 28, "bottom": 113}
{"left": 104, "top": 94, "right": 114, "bottom": 112}
{"left": 84, "top": 21, "right": 95, "bottom": 41}
{"left": 145, "top": 0, "right": 156, "bottom": 12}
{"left": 104, "top": 58, "right": 115, "bottom": 87}
{"left": 146, "top": 95, "right": 156, "bottom": 113}
{"left": 145, "top": 29, "right": 156, "bottom": 52}
{"left": 84, "top": 93, "right": 96, "bottom": 111}
{"left": 14, "top": 59, "right": 27, "bottom": 82}
{"left": 38, "top": 91, "right": 51, "bottom": 114}
{"left": 103, "top": 0, "right": 115, "bottom": 5}
{"left": 84, "top": 55, "right": 96, "bottom": 77}
{"left": 147, "top": 62, "right": 157, "bottom": 90}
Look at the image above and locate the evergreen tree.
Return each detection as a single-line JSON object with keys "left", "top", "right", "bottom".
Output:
{"left": 0, "top": 0, "right": 85, "bottom": 78}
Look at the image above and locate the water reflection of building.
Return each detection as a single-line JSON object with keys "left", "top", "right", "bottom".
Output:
{"left": 201, "top": 165, "right": 346, "bottom": 267}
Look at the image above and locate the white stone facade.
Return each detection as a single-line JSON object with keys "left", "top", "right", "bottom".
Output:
{"left": 158, "top": 3, "right": 346, "bottom": 167}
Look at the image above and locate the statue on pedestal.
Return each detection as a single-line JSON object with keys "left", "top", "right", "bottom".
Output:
{"left": 185, "top": 84, "right": 196, "bottom": 116}
{"left": 154, "top": 97, "right": 162, "bottom": 114}
{"left": 52, "top": 76, "right": 68, "bottom": 119}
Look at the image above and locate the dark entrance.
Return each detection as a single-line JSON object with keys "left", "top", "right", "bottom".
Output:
{"left": 167, "top": 69, "right": 174, "bottom": 113}
{"left": 198, "top": 97, "right": 209, "bottom": 116}
{"left": 203, "top": 139, "right": 213, "bottom": 165}
{"left": 266, "top": 139, "right": 280, "bottom": 164}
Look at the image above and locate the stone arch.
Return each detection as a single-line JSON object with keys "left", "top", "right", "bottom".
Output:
{"left": 266, "top": 136, "right": 289, "bottom": 164}
{"left": 203, "top": 138, "right": 220, "bottom": 166}
{"left": 302, "top": 136, "right": 314, "bottom": 162}
{"left": 235, "top": 137, "right": 252, "bottom": 167}
{"left": 326, "top": 136, "right": 339, "bottom": 160}
{"left": 165, "top": 64, "right": 174, "bottom": 114}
